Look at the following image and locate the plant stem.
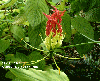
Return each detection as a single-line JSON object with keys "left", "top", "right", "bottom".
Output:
{"left": 53, "top": 55, "right": 60, "bottom": 75}
{"left": 58, "top": 41, "right": 100, "bottom": 49}
{"left": 31, "top": 53, "right": 50, "bottom": 65}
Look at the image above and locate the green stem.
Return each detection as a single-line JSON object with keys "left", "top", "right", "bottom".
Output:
{"left": 53, "top": 55, "right": 59, "bottom": 70}
{"left": 58, "top": 41, "right": 100, "bottom": 49}
{"left": 39, "top": 33, "right": 44, "bottom": 42}
{"left": 50, "top": 50, "right": 53, "bottom": 59}
{"left": 31, "top": 53, "right": 50, "bottom": 65}
{"left": 22, "top": 39, "right": 49, "bottom": 53}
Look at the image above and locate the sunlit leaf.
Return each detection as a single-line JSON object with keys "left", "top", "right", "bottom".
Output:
{"left": 9, "top": 68, "right": 69, "bottom": 81}
{"left": 24, "top": 0, "right": 49, "bottom": 27}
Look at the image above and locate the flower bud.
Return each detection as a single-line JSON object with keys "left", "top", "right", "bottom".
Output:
{"left": 44, "top": 30, "right": 64, "bottom": 50}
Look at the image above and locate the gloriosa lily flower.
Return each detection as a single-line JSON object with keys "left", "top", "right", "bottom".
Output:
{"left": 43, "top": 6, "right": 66, "bottom": 50}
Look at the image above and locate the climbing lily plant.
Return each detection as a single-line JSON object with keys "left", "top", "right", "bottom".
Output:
{"left": 21, "top": 6, "right": 66, "bottom": 75}
{"left": 0, "top": 0, "right": 100, "bottom": 81}
{"left": 20, "top": 6, "right": 100, "bottom": 75}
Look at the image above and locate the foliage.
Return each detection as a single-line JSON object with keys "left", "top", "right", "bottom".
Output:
{"left": 24, "top": 0, "right": 49, "bottom": 27}
{"left": 0, "top": 0, "right": 17, "bottom": 10}
{"left": 0, "top": 39, "right": 10, "bottom": 53}
{"left": 62, "top": 11, "right": 71, "bottom": 42}
{"left": 9, "top": 68, "right": 69, "bottom": 81}
{"left": 0, "top": 0, "right": 100, "bottom": 81}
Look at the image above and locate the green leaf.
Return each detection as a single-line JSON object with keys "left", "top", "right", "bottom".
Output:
{"left": 0, "top": 1, "right": 5, "bottom": 4}
{"left": 12, "top": 77, "right": 22, "bottom": 81}
{"left": 54, "top": 48, "right": 65, "bottom": 56}
{"left": 0, "top": 39, "right": 10, "bottom": 53}
{"left": 59, "top": 1, "right": 65, "bottom": 11}
{"left": 0, "top": 13, "right": 4, "bottom": 19}
{"left": 54, "top": 49, "right": 63, "bottom": 53}
{"left": 15, "top": 52, "right": 29, "bottom": 62}
{"left": 71, "top": 15, "right": 94, "bottom": 40}
{"left": 49, "top": 2, "right": 56, "bottom": 7}
{"left": 47, "top": 0, "right": 52, "bottom": 2}
{"left": 71, "top": 32, "right": 94, "bottom": 57}
{"left": 10, "top": 25, "right": 25, "bottom": 44}
{"left": 5, "top": 54, "right": 22, "bottom": 63}
{"left": 43, "top": 64, "right": 53, "bottom": 71}
{"left": 39, "top": 43, "right": 49, "bottom": 57}
{"left": 9, "top": 68, "right": 69, "bottom": 81}
{"left": 12, "top": 7, "right": 27, "bottom": 25}
{"left": 24, "top": 0, "right": 49, "bottom": 27}
{"left": 4, "top": 54, "right": 22, "bottom": 69}
{"left": 0, "top": 22, "right": 7, "bottom": 37}
{"left": 5, "top": 71, "right": 16, "bottom": 79}
{"left": 79, "top": 0, "right": 90, "bottom": 12}
{"left": 28, "top": 51, "right": 46, "bottom": 71}
{"left": 5, "top": 54, "right": 15, "bottom": 61}
{"left": 28, "top": 20, "right": 46, "bottom": 48}
{"left": 12, "top": 13, "right": 27, "bottom": 25}
{"left": 0, "top": 0, "right": 17, "bottom": 10}
{"left": 85, "top": 8, "right": 100, "bottom": 22}
{"left": 52, "top": 0, "right": 61, "bottom": 4}
{"left": 39, "top": 43, "right": 49, "bottom": 52}
{"left": 88, "top": 0, "right": 96, "bottom": 10}
{"left": 0, "top": 61, "right": 3, "bottom": 66}
{"left": 62, "top": 12, "right": 71, "bottom": 42}
{"left": 71, "top": 1, "right": 82, "bottom": 13}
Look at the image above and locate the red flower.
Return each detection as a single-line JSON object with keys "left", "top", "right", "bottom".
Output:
{"left": 43, "top": 6, "right": 66, "bottom": 37}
